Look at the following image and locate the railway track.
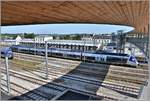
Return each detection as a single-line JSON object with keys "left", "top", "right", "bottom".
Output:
{"left": 11, "top": 61, "right": 147, "bottom": 81}
{"left": 42, "top": 61, "right": 148, "bottom": 79}
{"left": 35, "top": 66, "right": 142, "bottom": 89}
{"left": 1, "top": 68, "right": 116, "bottom": 100}
{"left": 8, "top": 60, "right": 147, "bottom": 86}
{"left": 1, "top": 65, "right": 141, "bottom": 99}
{"left": 4, "top": 54, "right": 148, "bottom": 87}
{"left": 1, "top": 70, "right": 65, "bottom": 100}
{"left": 1, "top": 52, "right": 147, "bottom": 99}
{"left": 1, "top": 83, "right": 35, "bottom": 100}
{"left": 2, "top": 79, "right": 56, "bottom": 100}
{"left": 34, "top": 67, "right": 141, "bottom": 93}
{"left": 9, "top": 59, "right": 148, "bottom": 81}
{"left": 13, "top": 52, "right": 148, "bottom": 74}
{"left": 16, "top": 56, "right": 147, "bottom": 85}
{"left": 1, "top": 69, "right": 65, "bottom": 91}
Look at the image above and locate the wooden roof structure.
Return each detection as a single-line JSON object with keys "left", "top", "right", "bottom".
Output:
{"left": 1, "top": 1, "right": 149, "bottom": 34}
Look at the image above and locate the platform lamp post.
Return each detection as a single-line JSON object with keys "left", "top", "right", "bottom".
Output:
{"left": 83, "top": 38, "right": 86, "bottom": 62}
{"left": 92, "top": 34, "right": 95, "bottom": 52}
{"left": 34, "top": 40, "right": 36, "bottom": 55}
{"left": 50, "top": 40, "right": 52, "bottom": 56}
{"left": 92, "top": 34, "right": 94, "bottom": 51}
{"left": 4, "top": 51, "right": 11, "bottom": 95}
{"left": 45, "top": 41, "right": 48, "bottom": 79}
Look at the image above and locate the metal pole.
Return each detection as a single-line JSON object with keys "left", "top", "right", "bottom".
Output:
{"left": 83, "top": 37, "right": 85, "bottom": 62}
{"left": 130, "top": 44, "right": 132, "bottom": 55}
{"left": 51, "top": 41, "right": 52, "bottom": 56}
{"left": 102, "top": 34, "right": 104, "bottom": 50}
{"left": 17, "top": 44, "right": 19, "bottom": 58}
{"left": 5, "top": 56, "right": 10, "bottom": 94}
{"left": 45, "top": 41, "right": 48, "bottom": 79}
{"left": 93, "top": 34, "right": 94, "bottom": 51}
{"left": 34, "top": 40, "right": 36, "bottom": 55}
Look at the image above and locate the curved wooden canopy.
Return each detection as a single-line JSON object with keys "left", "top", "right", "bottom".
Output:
{"left": 1, "top": 1, "right": 149, "bottom": 34}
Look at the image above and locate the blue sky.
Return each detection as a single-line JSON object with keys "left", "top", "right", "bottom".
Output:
{"left": 1, "top": 24, "right": 134, "bottom": 34}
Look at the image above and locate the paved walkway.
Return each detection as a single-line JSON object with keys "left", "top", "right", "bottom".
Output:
{"left": 140, "top": 80, "right": 150, "bottom": 101}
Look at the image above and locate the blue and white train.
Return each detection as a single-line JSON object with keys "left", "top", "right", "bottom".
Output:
{"left": 10, "top": 45, "right": 139, "bottom": 67}
{"left": 1, "top": 47, "right": 14, "bottom": 59}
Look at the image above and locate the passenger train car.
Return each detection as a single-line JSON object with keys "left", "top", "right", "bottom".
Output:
{"left": 1, "top": 47, "right": 14, "bottom": 59}
{"left": 10, "top": 45, "right": 139, "bottom": 67}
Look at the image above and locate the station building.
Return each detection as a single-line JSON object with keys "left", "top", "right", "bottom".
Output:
{"left": 82, "top": 34, "right": 111, "bottom": 46}
{"left": 0, "top": 35, "right": 22, "bottom": 45}
{"left": 20, "top": 40, "right": 99, "bottom": 51}
{"left": 34, "top": 36, "right": 53, "bottom": 42}
{"left": 19, "top": 34, "right": 112, "bottom": 51}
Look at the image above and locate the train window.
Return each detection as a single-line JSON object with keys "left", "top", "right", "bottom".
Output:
{"left": 95, "top": 57, "right": 104, "bottom": 61}
{"left": 121, "top": 58, "right": 128, "bottom": 63}
{"left": 95, "top": 57, "right": 99, "bottom": 61}
{"left": 56, "top": 53, "right": 63, "bottom": 56}
{"left": 106, "top": 56, "right": 122, "bottom": 62}
{"left": 86, "top": 56, "right": 95, "bottom": 60}
{"left": 102, "top": 58, "right": 104, "bottom": 61}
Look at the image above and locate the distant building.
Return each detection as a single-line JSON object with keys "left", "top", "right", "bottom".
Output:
{"left": 82, "top": 34, "right": 112, "bottom": 49}
{"left": 55, "top": 36, "right": 60, "bottom": 40}
{"left": 0, "top": 35, "right": 22, "bottom": 45}
{"left": 15, "top": 35, "right": 22, "bottom": 45}
{"left": 20, "top": 39, "right": 99, "bottom": 51}
{"left": 34, "top": 36, "right": 53, "bottom": 42}
{"left": 111, "top": 33, "right": 117, "bottom": 42}
{"left": 106, "top": 42, "right": 117, "bottom": 53}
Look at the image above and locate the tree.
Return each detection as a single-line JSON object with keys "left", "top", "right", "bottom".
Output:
{"left": 72, "top": 34, "right": 81, "bottom": 40}
{"left": 12, "top": 35, "right": 18, "bottom": 39}
{"left": 24, "top": 33, "right": 35, "bottom": 39}
{"left": 64, "top": 35, "right": 70, "bottom": 40}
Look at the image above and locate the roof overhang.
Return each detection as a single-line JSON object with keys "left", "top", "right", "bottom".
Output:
{"left": 1, "top": 1, "right": 149, "bottom": 34}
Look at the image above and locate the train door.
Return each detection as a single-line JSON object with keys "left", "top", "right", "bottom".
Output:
{"left": 95, "top": 55, "right": 106, "bottom": 63}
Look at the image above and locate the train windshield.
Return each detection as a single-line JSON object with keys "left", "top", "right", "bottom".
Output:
{"left": 129, "top": 55, "right": 138, "bottom": 64}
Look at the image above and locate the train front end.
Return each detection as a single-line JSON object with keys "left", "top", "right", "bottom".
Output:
{"left": 127, "top": 55, "right": 139, "bottom": 67}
